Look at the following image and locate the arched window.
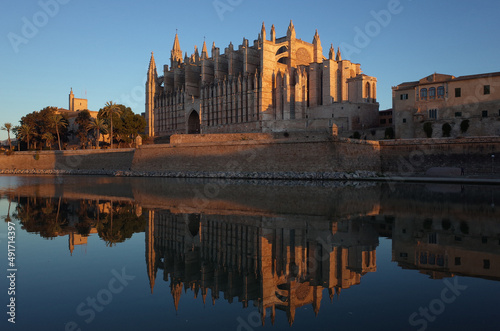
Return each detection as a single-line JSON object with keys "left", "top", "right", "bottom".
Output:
{"left": 437, "top": 86, "right": 445, "bottom": 98}
{"left": 276, "top": 46, "right": 288, "bottom": 55}
{"left": 365, "top": 82, "right": 371, "bottom": 99}
{"left": 429, "top": 87, "right": 436, "bottom": 98}
{"left": 278, "top": 57, "right": 288, "bottom": 65}
{"left": 420, "top": 88, "right": 427, "bottom": 99}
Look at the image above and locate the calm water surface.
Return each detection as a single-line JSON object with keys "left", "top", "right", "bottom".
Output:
{"left": 1, "top": 175, "right": 499, "bottom": 331}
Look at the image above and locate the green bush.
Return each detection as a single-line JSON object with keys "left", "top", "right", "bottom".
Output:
{"left": 442, "top": 123, "right": 452, "bottom": 137}
{"left": 423, "top": 122, "right": 433, "bottom": 138}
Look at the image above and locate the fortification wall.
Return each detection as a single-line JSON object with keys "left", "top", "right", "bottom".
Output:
{"left": 1, "top": 135, "right": 499, "bottom": 178}
{"left": 380, "top": 137, "right": 500, "bottom": 175}
{"left": 0, "top": 149, "right": 134, "bottom": 172}
{"left": 133, "top": 134, "right": 381, "bottom": 174}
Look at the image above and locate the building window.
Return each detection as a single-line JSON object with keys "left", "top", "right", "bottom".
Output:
{"left": 403, "top": 118, "right": 407, "bottom": 123}
{"left": 455, "top": 88, "right": 461, "bottom": 97}
{"left": 482, "top": 110, "right": 488, "bottom": 118}
{"left": 455, "top": 112, "right": 462, "bottom": 117}
{"left": 400, "top": 252, "right": 408, "bottom": 258}
{"left": 380, "top": 119, "right": 387, "bottom": 124}
{"left": 389, "top": 118, "right": 393, "bottom": 124}
{"left": 428, "top": 233, "right": 437, "bottom": 244}
{"left": 484, "top": 85, "right": 490, "bottom": 95}
{"left": 437, "top": 86, "right": 445, "bottom": 98}
{"left": 429, "top": 87, "right": 436, "bottom": 98}
{"left": 429, "top": 109, "right": 438, "bottom": 119}
{"left": 400, "top": 93, "right": 408, "bottom": 100}
{"left": 455, "top": 257, "right": 461, "bottom": 266}
{"left": 420, "top": 88, "right": 427, "bottom": 99}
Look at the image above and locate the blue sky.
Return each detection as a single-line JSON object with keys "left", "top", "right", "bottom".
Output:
{"left": 1, "top": 0, "right": 499, "bottom": 140}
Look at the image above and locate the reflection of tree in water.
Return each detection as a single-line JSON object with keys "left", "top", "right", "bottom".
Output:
{"left": 13, "top": 196, "right": 69, "bottom": 238}
{"left": 2, "top": 198, "right": 12, "bottom": 223}
{"left": 10, "top": 196, "right": 146, "bottom": 245}
{"left": 96, "top": 201, "right": 146, "bottom": 246}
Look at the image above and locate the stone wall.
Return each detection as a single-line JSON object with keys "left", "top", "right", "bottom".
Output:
{"left": 380, "top": 137, "right": 500, "bottom": 175}
{"left": 0, "top": 149, "right": 135, "bottom": 172}
{"left": 1, "top": 135, "right": 499, "bottom": 177}
{"left": 133, "top": 134, "right": 381, "bottom": 174}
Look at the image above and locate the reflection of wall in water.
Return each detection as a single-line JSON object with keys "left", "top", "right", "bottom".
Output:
{"left": 392, "top": 216, "right": 500, "bottom": 280}
{"left": 145, "top": 210, "right": 379, "bottom": 325}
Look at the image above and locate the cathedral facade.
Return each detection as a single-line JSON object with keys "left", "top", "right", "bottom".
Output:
{"left": 145, "top": 22, "right": 379, "bottom": 137}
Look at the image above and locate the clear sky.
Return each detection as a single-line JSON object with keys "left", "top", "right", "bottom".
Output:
{"left": 1, "top": 0, "right": 499, "bottom": 141}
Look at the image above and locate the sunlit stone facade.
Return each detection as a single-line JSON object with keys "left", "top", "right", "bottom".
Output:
{"left": 145, "top": 22, "right": 379, "bottom": 137}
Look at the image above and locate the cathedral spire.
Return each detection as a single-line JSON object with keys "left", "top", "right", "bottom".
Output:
{"left": 171, "top": 32, "right": 183, "bottom": 66}
{"left": 261, "top": 22, "right": 266, "bottom": 41}
{"left": 336, "top": 47, "right": 342, "bottom": 61}
{"left": 287, "top": 20, "right": 296, "bottom": 39}
{"left": 201, "top": 40, "right": 208, "bottom": 60}
{"left": 148, "top": 51, "right": 156, "bottom": 72}
{"left": 313, "top": 29, "right": 320, "bottom": 44}
{"left": 313, "top": 29, "right": 322, "bottom": 63}
{"left": 329, "top": 44, "right": 335, "bottom": 60}
{"left": 270, "top": 24, "right": 276, "bottom": 42}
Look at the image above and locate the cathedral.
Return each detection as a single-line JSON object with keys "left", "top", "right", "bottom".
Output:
{"left": 145, "top": 21, "right": 379, "bottom": 137}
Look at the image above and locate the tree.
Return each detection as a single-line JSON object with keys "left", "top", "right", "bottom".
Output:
{"left": 87, "top": 118, "right": 108, "bottom": 149}
{"left": 17, "top": 124, "right": 36, "bottom": 150}
{"left": 114, "top": 108, "right": 146, "bottom": 147}
{"left": 75, "top": 110, "right": 92, "bottom": 148}
{"left": 42, "top": 132, "right": 54, "bottom": 150}
{"left": 1, "top": 123, "right": 13, "bottom": 150}
{"left": 423, "top": 122, "right": 433, "bottom": 138}
{"left": 101, "top": 101, "right": 122, "bottom": 149}
{"left": 50, "top": 114, "right": 68, "bottom": 150}
{"left": 442, "top": 123, "right": 452, "bottom": 137}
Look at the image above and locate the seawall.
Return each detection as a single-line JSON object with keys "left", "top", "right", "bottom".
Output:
{"left": 1, "top": 133, "right": 499, "bottom": 178}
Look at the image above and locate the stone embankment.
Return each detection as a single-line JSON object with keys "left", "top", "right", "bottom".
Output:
{"left": 0, "top": 168, "right": 378, "bottom": 180}
{"left": 1, "top": 133, "right": 499, "bottom": 179}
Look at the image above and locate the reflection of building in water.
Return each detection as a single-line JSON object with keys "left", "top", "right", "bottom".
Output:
{"left": 391, "top": 217, "right": 500, "bottom": 280}
{"left": 68, "top": 229, "right": 98, "bottom": 255}
{"left": 146, "top": 211, "right": 378, "bottom": 325}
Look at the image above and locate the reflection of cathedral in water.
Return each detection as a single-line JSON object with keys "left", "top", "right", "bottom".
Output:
{"left": 145, "top": 211, "right": 378, "bottom": 325}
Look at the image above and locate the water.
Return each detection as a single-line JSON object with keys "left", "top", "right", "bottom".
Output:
{"left": 1, "top": 176, "right": 500, "bottom": 331}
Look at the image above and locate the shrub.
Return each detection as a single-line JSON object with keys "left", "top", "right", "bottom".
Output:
{"left": 460, "top": 119, "right": 470, "bottom": 134}
{"left": 423, "top": 122, "right": 433, "bottom": 138}
{"left": 442, "top": 123, "right": 452, "bottom": 137}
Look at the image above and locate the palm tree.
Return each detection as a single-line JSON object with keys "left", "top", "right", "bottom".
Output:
{"left": 87, "top": 118, "right": 108, "bottom": 149}
{"left": 101, "top": 101, "right": 122, "bottom": 149}
{"left": 17, "top": 124, "right": 35, "bottom": 150}
{"left": 49, "top": 114, "right": 68, "bottom": 150}
{"left": 1, "top": 122, "right": 13, "bottom": 150}
{"left": 42, "top": 132, "right": 54, "bottom": 150}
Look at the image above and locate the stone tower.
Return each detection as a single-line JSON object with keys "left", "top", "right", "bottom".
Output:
{"left": 145, "top": 52, "right": 157, "bottom": 137}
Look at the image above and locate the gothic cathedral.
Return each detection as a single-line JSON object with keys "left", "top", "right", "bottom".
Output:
{"left": 145, "top": 22, "right": 379, "bottom": 137}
